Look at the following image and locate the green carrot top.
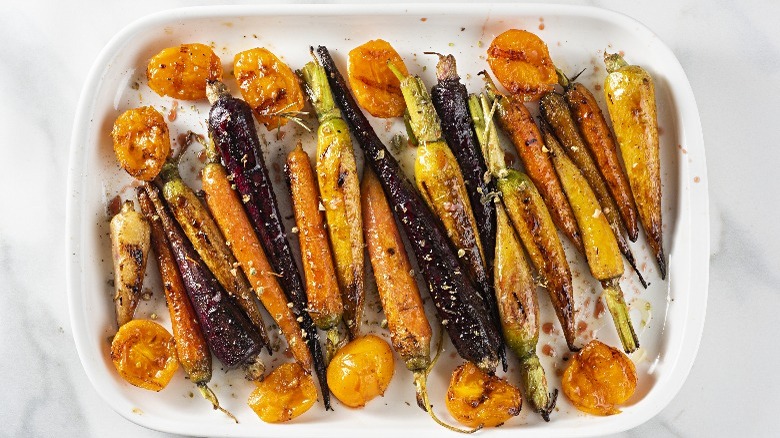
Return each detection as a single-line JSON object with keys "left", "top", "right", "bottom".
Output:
{"left": 387, "top": 62, "right": 443, "bottom": 144}
{"left": 300, "top": 59, "right": 342, "bottom": 124}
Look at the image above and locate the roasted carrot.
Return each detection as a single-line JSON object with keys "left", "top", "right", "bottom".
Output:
{"left": 365, "top": 168, "right": 475, "bottom": 432}
{"left": 428, "top": 53, "right": 496, "bottom": 269}
{"left": 561, "top": 76, "right": 640, "bottom": 243}
{"left": 316, "top": 45, "right": 501, "bottom": 374}
{"left": 542, "top": 127, "right": 638, "bottom": 352}
{"left": 159, "top": 161, "right": 271, "bottom": 350}
{"left": 493, "top": 202, "right": 557, "bottom": 420}
{"left": 138, "top": 183, "right": 266, "bottom": 377}
{"left": 110, "top": 200, "right": 149, "bottom": 327}
{"left": 604, "top": 53, "right": 666, "bottom": 279}
{"left": 362, "top": 168, "right": 431, "bottom": 372}
{"left": 482, "top": 72, "right": 583, "bottom": 252}
{"left": 286, "top": 142, "right": 345, "bottom": 356}
{"left": 138, "top": 186, "right": 235, "bottom": 421}
{"left": 300, "top": 59, "right": 364, "bottom": 340}
{"left": 469, "top": 92, "right": 578, "bottom": 352}
{"left": 540, "top": 91, "right": 647, "bottom": 288}
{"left": 390, "top": 61, "right": 506, "bottom": 371}
{"left": 201, "top": 142, "right": 313, "bottom": 374}
{"left": 206, "top": 80, "right": 330, "bottom": 409}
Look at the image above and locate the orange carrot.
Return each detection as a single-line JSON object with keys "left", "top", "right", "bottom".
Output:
{"left": 285, "top": 142, "right": 345, "bottom": 354}
{"left": 201, "top": 154, "right": 313, "bottom": 374}
{"left": 362, "top": 168, "right": 432, "bottom": 372}
{"left": 483, "top": 73, "right": 583, "bottom": 252}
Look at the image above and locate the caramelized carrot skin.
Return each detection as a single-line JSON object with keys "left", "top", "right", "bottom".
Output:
{"left": 202, "top": 162, "right": 313, "bottom": 373}
{"left": 138, "top": 190, "right": 211, "bottom": 384}
{"left": 317, "top": 45, "right": 501, "bottom": 373}
{"left": 604, "top": 54, "right": 665, "bottom": 278}
{"left": 137, "top": 183, "right": 264, "bottom": 369}
{"left": 207, "top": 82, "right": 330, "bottom": 408}
{"left": 285, "top": 145, "right": 346, "bottom": 332}
{"left": 495, "top": 94, "right": 583, "bottom": 252}
{"left": 362, "top": 169, "right": 432, "bottom": 371}
{"left": 565, "top": 83, "right": 639, "bottom": 242}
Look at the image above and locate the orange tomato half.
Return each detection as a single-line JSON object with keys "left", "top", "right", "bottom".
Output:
{"left": 110, "top": 319, "right": 179, "bottom": 391}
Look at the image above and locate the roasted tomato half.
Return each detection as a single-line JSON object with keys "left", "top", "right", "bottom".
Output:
{"left": 110, "top": 319, "right": 179, "bottom": 391}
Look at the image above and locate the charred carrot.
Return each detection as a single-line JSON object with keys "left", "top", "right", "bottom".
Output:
{"left": 137, "top": 187, "right": 235, "bottom": 421}
{"left": 482, "top": 72, "right": 583, "bottom": 253}
{"left": 604, "top": 53, "right": 666, "bottom": 279}
{"left": 138, "top": 183, "right": 266, "bottom": 377}
{"left": 559, "top": 73, "right": 640, "bottom": 243}
{"left": 364, "top": 170, "right": 474, "bottom": 434}
{"left": 362, "top": 167, "right": 431, "bottom": 372}
{"left": 110, "top": 200, "right": 149, "bottom": 327}
{"left": 470, "top": 92, "right": 578, "bottom": 352}
{"left": 389, "top": 61, "right": 506, "bottom": 370}
{"left": 494, "top": 201, "right": 557, "bottom": 420}
{"left": 316, "top": 45, "right": 501, "bottom": 373}
{"left": 428, "top": 53, "right": 496, "bottom": 265}
{"left": 542, "top": 127, "right": 639, "bottom": 352}
{"left": 540, "top": 91, "right": 647, "bottom": 288}
{"left": 159, "top": 161, "right": 271, "bottom": 350}
{"left": 286, "top": 142, "right": 345, "bottom": 357}
{"left": 200, "top": 142, "right": 313, "bottom": 374}
{"left": 206, "top": 80, "right": 330, "bottom": 409}
{"left": 300, "top": 59, "right": 364, "bottom": 340}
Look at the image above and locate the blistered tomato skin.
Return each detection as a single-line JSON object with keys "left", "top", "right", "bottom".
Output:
{"left": 445, "top": 362, "right": 522, "bottom": 428}
{"left": 487, "top": 29, "right": 557, "bottom": 101}
{"left": 347, "top": 39, "right": 408, "bottom": 118}
{"left": 233, "top": 48, "right": 305, "bottom": 130}
{"left": 562, "top": 339, "right": 637, "bottom": 416}
{"left": 326, "top": 334, "right": 395, "bottom": 408}
{"left": 248, "top": 362, "right": 317, "bottom": 423}
{"left": 110, "top": 320, "right": 179, "bottom": 392}
{"left": 147, "top": 43, "right": 223, "bottom": 100}
{"left": 111, "top": 106, "right": 171, "bottom": 181}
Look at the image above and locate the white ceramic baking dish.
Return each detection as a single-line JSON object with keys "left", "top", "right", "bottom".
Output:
{"left": 67, "top": 4, "right": 708, "bottom": 436}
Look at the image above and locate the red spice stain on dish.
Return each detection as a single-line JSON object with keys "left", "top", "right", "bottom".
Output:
{"left": 541, "top": 344, "right": 556, "bottom": 357}
{"left": 197, "top": 149, "right": 208, "bottom": 163}
{"left": 542, "top": 322, "right": 556, "bottom": 335}
{"left": 594, "top": 299, "right": 606, "bottom": 318}
{"left": 577, "top": 320, "right": 588, "bottom": 335}
{"left": 420, "top": 17, "right": 427, "bottom": 22}
{"left": 694, "top": 176, "right": 701, "bottom": 183}
{"left": 594, "top": 84, "right": 602, "bottom": 91}
{"left": 658, "top": 126, "right": 664, "bottom": 136}
{"left": 539, "top": 23, "right": 545, "bottom": 30}
{"left": 678, "top": 144, "right": 687, "bottom": 154}
{"left": 168, "top": 100, "right": 178, "bottom": 122}
{"left": 107, "top": 195, "right": 122, "bottom": 216}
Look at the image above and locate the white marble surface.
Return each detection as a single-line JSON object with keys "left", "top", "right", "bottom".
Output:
{"left": 1, "top": 0, "right": 778, "bottom": 436}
